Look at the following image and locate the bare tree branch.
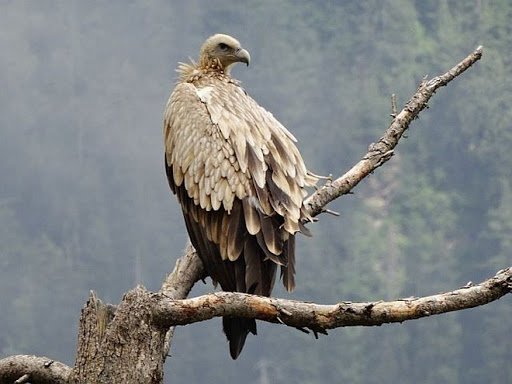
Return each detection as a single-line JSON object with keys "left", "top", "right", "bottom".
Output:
{"left": 160, "top": 243, "right": 205, "bottom": 298}
{"left": 0, "top": 355, "right": 71, "bottom": 384}
{"left": 305, "top": 45, "right": 483, "bottom": 218}
{"left": 160, "top": 243, "right": 205, "bottom": 359}
{"left": 153, "top": 267, "right": 511, "bottom": 331}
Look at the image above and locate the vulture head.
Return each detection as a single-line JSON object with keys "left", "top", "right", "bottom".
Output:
{"left": 200, "top": 34, "right": 251, "bottom": 73}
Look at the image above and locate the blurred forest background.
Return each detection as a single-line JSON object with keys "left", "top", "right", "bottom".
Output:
{"left": 1, "top": 1, "right": 511, "bottom": 383}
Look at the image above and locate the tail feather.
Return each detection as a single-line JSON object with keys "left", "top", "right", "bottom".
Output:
{"left": 223, "top": 317, "right": 257, "bottom": 359}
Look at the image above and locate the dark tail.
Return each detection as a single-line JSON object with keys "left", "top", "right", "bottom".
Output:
{"left": 222, "top": 317, "right": 257, "bottom": 359}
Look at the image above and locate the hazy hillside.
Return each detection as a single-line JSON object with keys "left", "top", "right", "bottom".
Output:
{"left": 1, "top": 1, "right": 511, "bottom": 383}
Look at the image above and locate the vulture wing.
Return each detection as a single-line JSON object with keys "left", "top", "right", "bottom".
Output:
{"left": 164, "top": 75, "right": 316, "bottom": 358}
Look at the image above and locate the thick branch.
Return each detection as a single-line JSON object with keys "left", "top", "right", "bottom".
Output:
{"left": 160, "top": 243, "right": 205, "bottom": 298}
{"left": 160, "top": 243, "right": 205, "bottom": 358}
{"left": 305, "top": 46, "right": 483, "bottom": 217}
{"left": 0, "top": 355, "right": 71, "bottom": 384}
{"left": 71, "top": 287, "right": 169, "bottom": 384}
{"left": 153, "top": 267, "right": 511, "bottom": 331}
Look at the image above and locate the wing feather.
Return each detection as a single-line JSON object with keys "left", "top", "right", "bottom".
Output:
{"left": 244, "top": 237, "right": 262, "bottom": 294}
{"left": 227, "top": 201, "right": 245, "bottom": 261}
{"left": 247, "top": 146, "right": 266, "bottom": 189}
{"left": 242, "top": 198, "right": 261, "bottom": 235}
{"left": 281, "top": 236, "right": 296, "bottom": 292}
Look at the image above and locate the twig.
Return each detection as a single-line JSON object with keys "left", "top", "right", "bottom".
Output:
{"left": 390, "top": 93, "right": 398, "bottom": 117}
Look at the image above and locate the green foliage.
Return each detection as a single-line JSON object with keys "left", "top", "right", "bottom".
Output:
{"left": 0, "top": 1, "right": 511, "bottom": 383}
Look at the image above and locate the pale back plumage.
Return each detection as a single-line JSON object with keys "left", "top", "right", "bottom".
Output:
{"left": 163, "top": 34, "right": 317, "bottom": 359}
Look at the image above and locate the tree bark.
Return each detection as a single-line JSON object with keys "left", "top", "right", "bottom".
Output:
{"left": 69, "top": 245, "right": 204, "bottom": 383}
{"left": 70, "top": 288, "right": 166, "bottom": 384}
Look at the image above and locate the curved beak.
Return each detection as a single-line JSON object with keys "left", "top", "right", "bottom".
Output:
{"left": 236, "top": 48, "right": 251, "bottom": 66}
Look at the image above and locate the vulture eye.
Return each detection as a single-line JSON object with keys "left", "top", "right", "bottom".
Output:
{"left": 218, "top": 42, "right": 229, "bottom": 51}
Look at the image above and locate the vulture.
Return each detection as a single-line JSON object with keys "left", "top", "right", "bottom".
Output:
{"left": 164, "top": 34, "right": 318, "bottom": 359}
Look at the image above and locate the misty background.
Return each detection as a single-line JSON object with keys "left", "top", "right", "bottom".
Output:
{"left": 1, "top": 1, "right": 511, "bottom": 383}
